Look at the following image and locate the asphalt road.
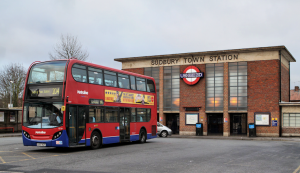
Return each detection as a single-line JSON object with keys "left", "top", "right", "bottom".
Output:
{"left": 0, "top": 137, "right": 300, "bottom": 173}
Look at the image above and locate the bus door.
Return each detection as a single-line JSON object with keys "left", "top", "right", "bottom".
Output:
{"left": 120, "top": 107, "right": 130, "bottom": 142}
{"left": 67, "top": 105, "right": 87, "bottom": 146}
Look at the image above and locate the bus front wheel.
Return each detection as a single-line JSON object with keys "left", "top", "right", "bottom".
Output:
{"left": 139, "top": 130, "right": 146, "bottom": 143}
{"left": 90, "top": 131, "right": 101, "bottom": 149}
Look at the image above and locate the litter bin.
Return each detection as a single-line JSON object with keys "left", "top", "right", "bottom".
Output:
{"left": 196, "top": 123, "right": 203, "bottom": 136}
{"left": 249, "top": 123, "right": 256, "bottom": 137}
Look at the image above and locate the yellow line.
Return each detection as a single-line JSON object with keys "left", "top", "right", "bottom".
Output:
{"left": 293, "top": 165, "right": 300, "bottom": 173}
{"left": 0, "top": 156, "right": 6, "bottom": 163}
{"left": 22, "top": 152, "right": 35, "bottom": 159}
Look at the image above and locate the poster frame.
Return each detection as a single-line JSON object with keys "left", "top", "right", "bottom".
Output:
{"left": 185, "top": 113, "right": 199, "bottom": 125}
{"left": 254, "top": 112, "right": 271, "bottom": 126}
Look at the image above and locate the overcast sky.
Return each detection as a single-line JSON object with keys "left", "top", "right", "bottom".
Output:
{"left": 1, "top": 0, "right": 300, "bottom": 88}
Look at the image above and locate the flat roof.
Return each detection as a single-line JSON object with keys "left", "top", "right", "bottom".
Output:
{"left": 115, "top": 45, "right": 296, "bottom": 62}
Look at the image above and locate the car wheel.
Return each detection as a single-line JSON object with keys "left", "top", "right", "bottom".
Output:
{"left": 139, "top": 129, "right": 146, "bottom": 143}
{"left": 90, "top": 131, "right": 101, "bottom": 149}
{"left": 161, "top": 130, "right": 168, "bottom": 138}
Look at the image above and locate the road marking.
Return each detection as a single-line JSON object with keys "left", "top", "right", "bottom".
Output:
{"left": 22, "top": 152, "right": 35, "bottom": 159}
{"left": 293, "top": 165, "right": 300, "bottom": 173}
{"left": 0, "top": 156, "right": 6, "bottom": 163}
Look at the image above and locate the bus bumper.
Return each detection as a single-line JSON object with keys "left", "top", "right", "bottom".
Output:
{"left": 22, "top": 130, "right": 69, "bottom": 147}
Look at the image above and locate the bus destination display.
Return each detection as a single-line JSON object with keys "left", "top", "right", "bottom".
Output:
{"left": 29, "top": 87, "right": 61, "bottom": 97}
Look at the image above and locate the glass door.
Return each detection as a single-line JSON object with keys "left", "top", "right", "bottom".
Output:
{"left": 120, "top": 107, "right": 130, "bottom": 142}
{"left": 67, "top": 105, "right": 86, "bottom": 146}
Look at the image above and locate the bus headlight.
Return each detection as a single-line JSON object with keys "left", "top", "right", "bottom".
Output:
{"left": 52, "top": 131, "right": 63, "bottom": 140}
{"left": 23, "top": 131, "right": 31, "bottom": 139}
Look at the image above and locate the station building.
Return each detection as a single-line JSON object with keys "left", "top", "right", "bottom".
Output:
{"left": 115, "top": 46, "right": 300, "bottom": 137}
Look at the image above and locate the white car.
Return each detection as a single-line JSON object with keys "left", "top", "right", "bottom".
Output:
{"left": 157, "top": 122, "right": 172, "bottom": 137}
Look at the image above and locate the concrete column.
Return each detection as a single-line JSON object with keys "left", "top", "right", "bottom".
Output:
{"left": 159, "top": 66, "right": 164, "bottom": 124}
{"left": 223, "top": 62, "right": 230, "bottom": 136}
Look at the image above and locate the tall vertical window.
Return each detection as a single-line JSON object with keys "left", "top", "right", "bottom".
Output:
{"left": 229, "top": 62, "right": 247, "bottom": 110}
{"left": 206, "top": 63, "right": 224, "bottom": 111}
{"left": 144, "top": 67, "right": 159, "bottom": 109}
{"left": 163, "top": 66, "right": 180, "bottom": 111}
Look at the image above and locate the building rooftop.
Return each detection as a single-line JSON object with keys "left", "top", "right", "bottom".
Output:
{"left": 290, "top": 86, "right": 300, "bottom": 101}
{"left": 114, "top": 45, "right": 296, "bottom": 62}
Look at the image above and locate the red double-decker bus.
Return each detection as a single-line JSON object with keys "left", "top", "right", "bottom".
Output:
{"left": 22, "top": 59, "right": 157, "bottom": 149}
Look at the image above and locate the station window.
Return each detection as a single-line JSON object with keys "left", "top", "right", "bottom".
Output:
{"left": 229, "top": 62, "right": 247, "bottom": 110}
{"left": 163, "top": 66, "right": 180, "bottom": 111}
{"left": 283, "top": 113, "right": 300, "bottom": 127}
{"left": 206, "top": 63, "right": 224, "bottom": 111}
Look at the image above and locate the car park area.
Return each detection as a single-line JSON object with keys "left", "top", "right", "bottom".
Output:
{"left": 1, "top": 136, "right": 300, "bottom": 173}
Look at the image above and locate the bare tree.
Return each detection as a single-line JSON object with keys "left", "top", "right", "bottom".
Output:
{"left": 49, "top": 34, "right": 89, "bottom": 61}
{"left": 0, "top": 63, "right": 26, "bottom": 108}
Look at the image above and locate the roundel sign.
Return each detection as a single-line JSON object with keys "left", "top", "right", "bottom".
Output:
{"left": 180, "top": 66, "right": 204, "bottom": 85}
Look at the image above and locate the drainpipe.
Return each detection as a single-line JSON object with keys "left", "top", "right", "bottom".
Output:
{"left": 279, "top": 50, "right": 282, "bottom": 137}
{"left": 289, "top": 61, "right": 290, "bottom": 101}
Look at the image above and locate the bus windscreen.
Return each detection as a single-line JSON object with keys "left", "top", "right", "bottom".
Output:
{"left": 28, "top": 61, "right": 67, "bottom": 84}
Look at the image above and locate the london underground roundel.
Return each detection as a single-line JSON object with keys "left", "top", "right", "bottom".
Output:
{"left": 180, "top": 66, "right": 204, "bottom": 85}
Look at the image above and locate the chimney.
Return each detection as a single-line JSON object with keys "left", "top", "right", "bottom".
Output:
{"left": 295, "top": 86, "right": 299, "bottom": 92}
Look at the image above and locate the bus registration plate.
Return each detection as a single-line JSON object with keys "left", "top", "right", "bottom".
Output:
{"left": 37, "top": 143, "right": 46, "bottom": 147}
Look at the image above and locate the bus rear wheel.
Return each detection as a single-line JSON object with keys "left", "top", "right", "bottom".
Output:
{"left": 139, "top": 130, "right": 146, "bottom": 143}
{"left": 90, "top": 131, "right": 101, "bottom": 149}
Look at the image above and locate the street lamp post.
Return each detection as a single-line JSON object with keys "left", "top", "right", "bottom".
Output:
{"left": 9, "top": 81, "right": 14, "bottom": 108}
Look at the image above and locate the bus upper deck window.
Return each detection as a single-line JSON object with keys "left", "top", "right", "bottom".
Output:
{"left": 146, "top": 79, "right": 155, "bottom": 93}
{"left": 130, "top": 76, "right": 136, "bottom": 90}
{"left": 118, "top": 74, "right": 130, "bottom": 89}
{"left": 88, "top": 67, "right": 103, "bottom": 85}
{"left": 136, "top": 77, "right": 146, "bottom": 92}
{"left": 72, "top": 64, "right": 87, "bottom": 83}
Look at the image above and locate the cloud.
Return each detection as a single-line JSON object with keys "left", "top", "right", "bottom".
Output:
{"left": 0, "top": 0, "right": 299, "bottom": 88}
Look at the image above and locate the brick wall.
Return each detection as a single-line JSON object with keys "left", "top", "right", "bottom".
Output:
{"left": 179, "top": 64, "right": 206, "bottom": 135}
{"left": 223, "top": 63, "right": 229, "bottom": 136}
{"left": 281, "top": 63, "right": 290, "bottom": 102}
{"left": 122, "top": 68, "right": 144, "bottom": 75}
{"left": 248, "top": 60, "right": 280, "bottom": 137}
{"left": 282, "top": 128, "right": 300, "bottom": 137}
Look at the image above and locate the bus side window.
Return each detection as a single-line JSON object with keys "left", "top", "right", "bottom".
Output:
{"left": 146, "top": 79, "right": 155, "bottom": 92}
{"left": 136, "top": 77, "right": 146, "bottom": 92}
{"left": 104, "top": 70, "right": 117, "bottom": 87}
{"left": 72, "top": 64, "right": 87, "bottom": 83}
{"left": 118, "top": 74, "right": 130, "bottom": 89}
{"left": 130, "top": 76, "right": 136, "bottom": 90}
{"left": 105, "top": 107, "right": 118, "bottom": 122}
{"left": 131, "top": 108, "right": 136, "bottom": 122}
{"left": 137, "top": 108, "right": 146, "bottom": 122}
{"left": 89, "top": 107, "right": 95, "bottom": 123}
{"left": 146, "top": 108, "right": 151, "bottom": 122}
{"left": 88, "top": 67, "right": 103, "bottom": 85}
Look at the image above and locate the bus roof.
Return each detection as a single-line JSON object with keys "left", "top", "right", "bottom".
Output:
{"left": 68, "top": 59, "right": 155, "bottom": 80}
{"left": 29, "top": 59, "right": 155, "bottom": 81}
